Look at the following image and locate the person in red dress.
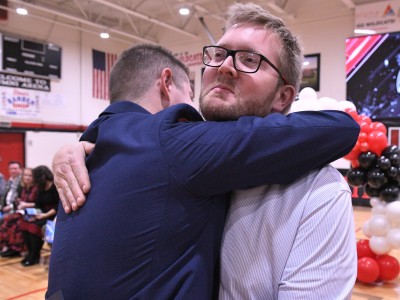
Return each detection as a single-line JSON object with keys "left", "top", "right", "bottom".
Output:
{"left": 0, "top": 167, "right": 38, "bottom": 257}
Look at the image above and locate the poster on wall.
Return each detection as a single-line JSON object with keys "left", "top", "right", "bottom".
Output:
{"left": 0, "top": 33, "right": 62, "bottom": 79}
{"left": 300, "top": 54, "right": 320, "bottom": 91}
{"left": 0, "top": 86, "right": 41, "bottom": 119}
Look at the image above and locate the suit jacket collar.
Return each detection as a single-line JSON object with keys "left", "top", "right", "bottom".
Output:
{"left": 100, "top": 101, "right": 149, "bottom": 117}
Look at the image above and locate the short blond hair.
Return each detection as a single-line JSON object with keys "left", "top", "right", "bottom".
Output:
{"left": 225, "top": 3, "right": 303, "bottom": 95}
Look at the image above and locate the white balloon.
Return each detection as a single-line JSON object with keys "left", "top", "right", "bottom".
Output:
{"left": 369, "top": 214, "right": 391, "bottom": 236}
{"left": 337, "top": 100, "right": 357, "bottom": 111}
{"left": 319, "top": 97, "right": 340, "bottom": 110}
{"left": 387, "top": 228, "right": 400, "bottom": 249}
{"left": 298, "top": 87, "right": 318, "bottom": 102}
{"left": 288, "top": 100, "right": 302, "bottom": 113}
{"left": 369, "top": 235, "right": 392, "bottom": 255}
{"left": 371, "top": 205, "right": 387, "bottom": 215}
{"left": 294, "top": 99, "right": 320, "bottom": 111}
{"left": 370, "top": 197, "right": 383, "bottom": 207}
{"left": 362, "top": 220, "right": 373, "bottom": 238}
{"left": 385, "top": 201, "right": 400, "bottom": 223}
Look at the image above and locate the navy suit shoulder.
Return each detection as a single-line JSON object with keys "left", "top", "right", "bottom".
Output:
{"left": 80, "top": 101, "right": 203, "bottom": 143}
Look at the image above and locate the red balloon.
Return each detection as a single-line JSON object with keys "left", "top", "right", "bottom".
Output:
{"left": 358, "top": 132, "right": 368, "bottom": 143}
{"left": 359, "top": 142, "right": 369, "bottom": 153}
{"left": 368, "top": 131, "right": 388, "bottom": 156}
{"left": 359, "top": 122, "right": 371, "bottom": 134}
{"left": 377, "top": 255, "right": 400, "bottom": 281}
{"left": 357, "top": 115, "right": 372, "bottom": 125}
{"left": 370, "top": 122, "right": 387, "bottom": 135}
{"left": 351, "top": 160, "right": 360, "bottom": 168}
{"left": 357, "top": 257, "right": 380, "bottom": 283}
{"left": 357, "top": 239, "right": 376, "bottom": 259}
{"left": 344, "top": 108, "right": 358, "bottom": 119}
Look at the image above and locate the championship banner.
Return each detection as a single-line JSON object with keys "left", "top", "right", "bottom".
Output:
{"left": 0, "top": 86, "right": 41, "bottom": 119}
{"left": 0, "top": 71, "right": 50, "bottom": 91}
{"left": 355, "top": 0, "right": 400, "bottom": 33}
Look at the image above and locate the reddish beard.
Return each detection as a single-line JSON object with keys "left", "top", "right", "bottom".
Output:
{"left": 199, "top": 79, "right": 279, "bottom": 121}
{"left": 199, "top": 79, "right": 242, "bottom": 121}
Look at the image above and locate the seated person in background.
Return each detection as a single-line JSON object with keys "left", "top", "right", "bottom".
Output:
{"left": 0, "top": 161, "right": 22, "bottom": 216}
{"left": 0, "top": 161, "right": 23, "bottom": 256}
{"left": 0, "top": 167, "right": 38, "bottom": 258}
{"left": 20, "top": 166, "right": 59, "bottom": 266}
{"left": 48, "top": 4, "right": 359, "bottom": 299}
{"left": 16, "top": 168, "right": 39, "bottom": 213}
{"left": 0, "top": 172, "right": 5, "bottom": 200}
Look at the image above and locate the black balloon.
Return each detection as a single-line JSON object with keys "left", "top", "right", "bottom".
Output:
{"left": 389, "top": 153, "right": 400, "bottom": 167}
{"left": 367, "top": 168, "right": 388, "bottom": 189}
{"left": 382, "top": 145, "right": 400, "bottom": 158}
{"left": 358, "top": 152, "right": 377, "bottom": 170}
{"left": 347, "top": 168, "right": 367, "bottom": 187}
{"left": 377, "top": 156, "right": 391, "bottom": 170}
{"left": 364, "top": 183, "right": 381, "bottom": 198}
{"left": 380, "top": 184, "right": 400, "bottom": 202}
{"left": 386, "top": 166, "right": 400, "bottom": 178}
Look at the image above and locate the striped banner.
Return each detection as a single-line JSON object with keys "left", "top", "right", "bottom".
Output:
{"left": 92, "top": 49, "right": 118, "bottom": 100}
{"left": 345, "top": 34, "right": 384, "bottom": 78}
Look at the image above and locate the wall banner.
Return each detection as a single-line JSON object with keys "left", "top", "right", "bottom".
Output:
{"left": 0, "top": 71, "right": 51, "bottom": 92}
{"left": 355, "top": 0, "right": 400, "bottom": 33}
{"left": 174, "top": 51, "right": 203, "bottom": 67}
{"left": 0, "top": 87, "right": 41, "bottom": 119}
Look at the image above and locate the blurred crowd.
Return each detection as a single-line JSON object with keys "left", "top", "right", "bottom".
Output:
{"left": 0, "top": 161, "right": 59, "bottom": 266}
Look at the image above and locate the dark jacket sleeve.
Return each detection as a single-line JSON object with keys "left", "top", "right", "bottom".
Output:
{"left": 161, "top": 109, "right": 360, "bottom": 196}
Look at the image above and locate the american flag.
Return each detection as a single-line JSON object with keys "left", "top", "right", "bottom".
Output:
{"left": 92, "top": 49, "right": 118, "bottom": 100}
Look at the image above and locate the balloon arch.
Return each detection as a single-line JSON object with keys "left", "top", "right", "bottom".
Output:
{"left": 294, "top": 88, "right": 400, "bottom": 284}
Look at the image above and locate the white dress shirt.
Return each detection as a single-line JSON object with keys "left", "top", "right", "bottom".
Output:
{"left": 220, "top": 165, "right": 356, "bottom": 300}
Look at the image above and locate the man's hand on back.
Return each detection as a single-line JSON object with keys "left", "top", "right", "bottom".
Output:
{"left": 52, "top": 141, "right": 94, "bottom": 213}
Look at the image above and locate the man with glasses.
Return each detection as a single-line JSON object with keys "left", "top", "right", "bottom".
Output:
{"left": 48, "top": 3, "right": 358, "bottom": 300}
{"left": 202, "top": 7, "right": 356, "bottom": 298}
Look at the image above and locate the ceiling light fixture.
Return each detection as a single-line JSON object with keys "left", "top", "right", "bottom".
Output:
{"left": 16, "top": 7, "right": 28, "bottom": 15}
{"left": 179, "top": 7, "right": 190, "bottom": 16}
{"left": 100, "top": 32, "right": 110, "bottom": 39}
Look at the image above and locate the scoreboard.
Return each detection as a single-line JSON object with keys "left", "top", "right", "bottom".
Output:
{"left": 0, "top": 33, "right": 62, "bottom": 79}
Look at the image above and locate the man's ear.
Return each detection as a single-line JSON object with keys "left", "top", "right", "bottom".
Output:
{"left": 160, "top": 68, "right": 173, "bottom": 108}
{"left": 271, "top": 85, "right": 296, "bottom": 113}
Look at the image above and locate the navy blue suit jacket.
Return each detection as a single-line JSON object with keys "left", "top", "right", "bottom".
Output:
{"left": 47, "top": 101, "right": 359, "bottom": 299}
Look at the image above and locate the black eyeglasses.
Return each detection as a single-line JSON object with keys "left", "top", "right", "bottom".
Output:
{"left": 202, "top": 45, "right": 287, "bottom": 84}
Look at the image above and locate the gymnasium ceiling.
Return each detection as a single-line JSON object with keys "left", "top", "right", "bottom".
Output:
{"left": 1, "top": 0, "right": 392, "bottom": 47}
